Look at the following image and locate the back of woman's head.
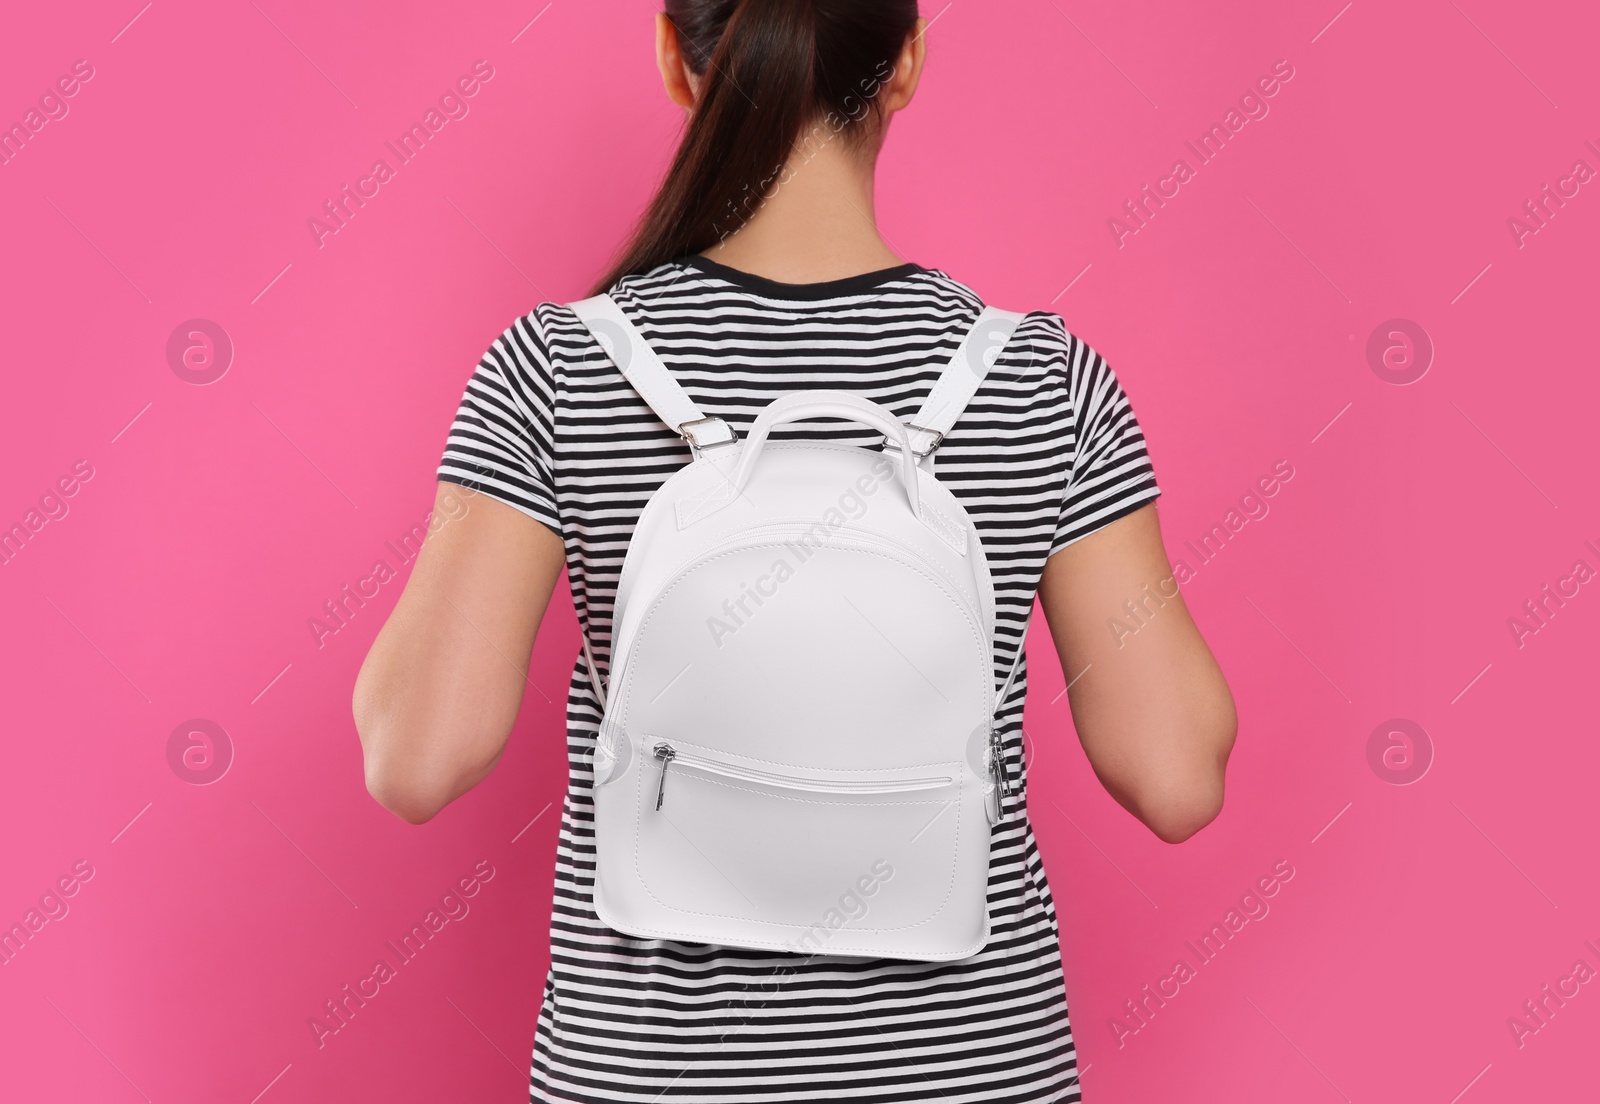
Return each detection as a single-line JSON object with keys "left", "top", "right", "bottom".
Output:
{"left": 593, "top": 0, "right": 921, "bottom": 293}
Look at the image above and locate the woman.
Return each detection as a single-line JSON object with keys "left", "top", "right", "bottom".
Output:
{"left": 354, "top": 1, "right": 1237, "bottom": 1100}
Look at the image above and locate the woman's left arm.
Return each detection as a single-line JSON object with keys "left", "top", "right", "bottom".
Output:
{"left": 1035, "top": 503, "right": 1237, "bottom": 843}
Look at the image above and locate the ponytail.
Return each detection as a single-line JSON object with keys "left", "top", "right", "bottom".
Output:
{"left": 591, "top": 0, "right": 919, "bottom": 294}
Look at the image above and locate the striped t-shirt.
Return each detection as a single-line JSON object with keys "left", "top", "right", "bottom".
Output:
{"left": 438, "top": 255, "right": 1161, "bottom": 1103}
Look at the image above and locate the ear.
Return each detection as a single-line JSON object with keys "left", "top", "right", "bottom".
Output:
{"left": 879, "top": 18, "right": 928, "bottom": 114}
{"left": 655, "top": 11, "right": 697, "bottom": 110}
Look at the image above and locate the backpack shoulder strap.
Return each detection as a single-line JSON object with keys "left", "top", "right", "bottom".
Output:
{"left": 569, "top": 294, "right": 736, "bottom": 454}
{"left": 569, "top": 294, "right": 738, "bottom": 706}
{"left": 899, "top": 306, "right": 1029, "bottom": 461}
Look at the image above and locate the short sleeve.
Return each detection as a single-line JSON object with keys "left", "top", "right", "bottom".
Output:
{"left": 437, "top": 312, "right": 562, "bottom": 538}
{"left": 1050, "top": 330, "right": 1161, "bottom": 555}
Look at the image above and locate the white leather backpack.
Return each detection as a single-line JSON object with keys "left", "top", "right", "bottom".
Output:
{"left": 571, "top": 293, "right": 1027, "bottom": 962}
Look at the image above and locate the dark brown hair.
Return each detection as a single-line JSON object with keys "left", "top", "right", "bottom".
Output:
{"left": 591, "top": 0, "right": 920, "bottom": 294}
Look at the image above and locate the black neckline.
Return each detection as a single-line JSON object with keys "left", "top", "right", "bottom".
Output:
{"left": 674, "top": 254, "right": 926, "bottom": 301}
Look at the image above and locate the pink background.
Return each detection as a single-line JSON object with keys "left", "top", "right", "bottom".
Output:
{"left": 2, "top": 1, "right": 1597, "bottom": 1100}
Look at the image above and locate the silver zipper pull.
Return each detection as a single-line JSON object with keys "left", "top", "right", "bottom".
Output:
{"left": 653, "top": 743, "right": 676, "bottom": 810}
{"left": 987, "top": 728, "right": 1011, "bottom": 824}
{"left": 989, "top": 729, "right": 1012, "bottom": 796}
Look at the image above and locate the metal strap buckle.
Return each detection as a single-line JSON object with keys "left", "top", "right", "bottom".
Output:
{"left": 678, "top": 416, "right": 737, "bottom": 455}
{"left": 881, "top": 422, "right": 945, "bottom": 459}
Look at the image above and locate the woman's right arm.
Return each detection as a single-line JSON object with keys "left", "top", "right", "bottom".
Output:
{"left": 353, "top": 482, "right": 566, "bottom": 824}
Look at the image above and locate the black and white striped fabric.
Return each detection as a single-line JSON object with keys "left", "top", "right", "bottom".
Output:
{"left": 438, "top": 255, "right": 1161, "bottom": 1103}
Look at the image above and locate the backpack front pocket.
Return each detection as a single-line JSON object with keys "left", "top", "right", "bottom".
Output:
{"left": 631, "top": 740, "right": 970, "bottom": 949}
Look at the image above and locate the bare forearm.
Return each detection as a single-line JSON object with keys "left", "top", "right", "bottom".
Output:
{"left": 354, "top": 603, "right": 526, "bottom": 822}
{"left": 353, "top": 485, "right": 565, "bottom": 823}
{"left": 1065, "top": 627, "right": 1236, "bottom": 842}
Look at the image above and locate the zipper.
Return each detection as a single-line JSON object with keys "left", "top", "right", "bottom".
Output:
{"left": 986, "top": 727, "right": 1012, "bottom": 823}
{"left": 651, "top": 741, "right": 952, "bottom": 810}
{"left": 652, "top": 744, "right": 677, "bottom": 810}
